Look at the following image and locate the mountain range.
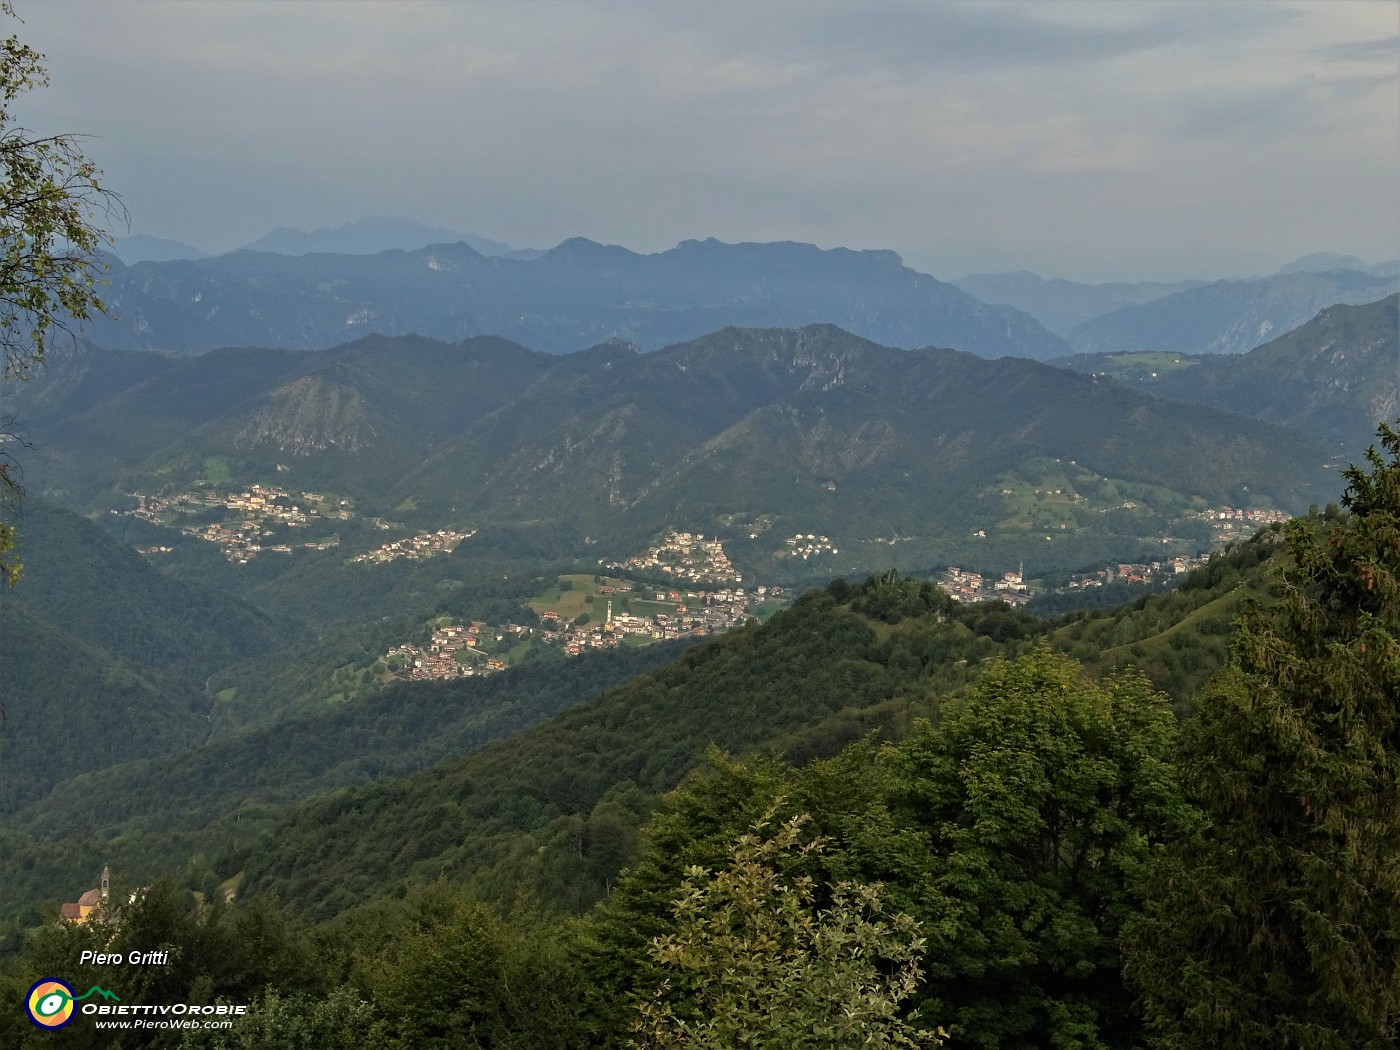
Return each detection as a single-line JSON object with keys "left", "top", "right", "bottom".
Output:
{"left": 1065, "top": 269, "right": 1398, "bottom": 356}
{"left": 82, "top": 238, "right": 1071, "bottom": 359}
{"left": 1057, "top": 295, "right": 1399, "bottom": 452}
{"left": 13, "top": 323, "right": 1337, "bottom": 593}
{"left": 91, "top": 232, "right": 1400, "bottom": 367}
{"left": 239, "top": 216, "right": 527, "bottom": 259}
{"left": 112, "top": 216, "right": 533, "bottom": 265}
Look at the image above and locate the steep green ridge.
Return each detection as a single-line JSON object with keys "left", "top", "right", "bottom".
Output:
{"left": 0, "top": 501, "right": 279, "bottom": 813}
{"left": 1059, "top": 295, "right": 1399, "bottom": 451}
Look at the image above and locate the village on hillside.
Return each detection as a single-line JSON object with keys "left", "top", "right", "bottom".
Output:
{"left": 940, "top": 505, "right": 1290, "bottom": 604}
{"left": 378, "top": 573, "right": 785, "bottom": 683}
{"left": 349, "top": 528, "right": 475, "bottom": 564}
{"left": 605, "top": 529, "right": 743, "bottom": 584}
{"left": 117, "top": 484, "right": 352, "bottom": 563}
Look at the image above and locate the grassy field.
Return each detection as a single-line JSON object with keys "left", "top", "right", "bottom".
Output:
{"left": 528, "top": 574, "right": 688, "bottom": 623}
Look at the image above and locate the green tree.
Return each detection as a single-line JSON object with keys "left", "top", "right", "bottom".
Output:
{"left": 888, "top": 646, "right": 1191, "bottom": 1049}
{"left": 0, "top": 2, "right": 121, "bottom": 585}
{"left": 629, "top": 807, "right": 942, "bottom": 1050}
{"left": 181, "top": 987, "right": 384, "bottom": 1050}
{"left": 0, "top": 880, "right": 320, "bottom": 1048}
{"left": 1125, "top": 423, "right": 1400, "bottom": 1049}
{"left": 353, "top": 882, "right": 590, "bottom": 1049}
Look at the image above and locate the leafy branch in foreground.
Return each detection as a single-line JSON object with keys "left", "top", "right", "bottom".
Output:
{"left": 629, "top": 805, "right": 943, "bottom": 1050}
{"left": 0, "top": 3, "right": 124, "bottom": 586}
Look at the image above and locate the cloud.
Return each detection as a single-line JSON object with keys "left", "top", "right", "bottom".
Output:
{"left": 1310, "top": 35, "right": 1400, "bottom": 65}
{"left": 10, "top": 0, "right": 1398, "bottom": 282}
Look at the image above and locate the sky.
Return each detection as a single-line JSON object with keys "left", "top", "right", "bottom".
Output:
{"left": 12, "top": 0, "right": 1400, "bottom": 282}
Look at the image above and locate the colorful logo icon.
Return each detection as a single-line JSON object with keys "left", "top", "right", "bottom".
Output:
{"left": 25, "top": 979, "right": 76, "bottom": 1029}
{"left": 24, "top": 979, "right": 120, "bottom": 1029}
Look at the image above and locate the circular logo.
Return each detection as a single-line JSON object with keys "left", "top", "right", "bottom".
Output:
{"left": 26, "top": 978, "right": 76, "bottom": 1029}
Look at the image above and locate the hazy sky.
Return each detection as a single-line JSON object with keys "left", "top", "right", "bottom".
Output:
{"left": 13, "top": 0, "right": 1400, "bottom": 281}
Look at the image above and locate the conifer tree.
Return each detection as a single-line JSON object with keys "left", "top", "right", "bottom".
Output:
{"left": 1125, "top": 423, "right": 1400, "bottom": 1048}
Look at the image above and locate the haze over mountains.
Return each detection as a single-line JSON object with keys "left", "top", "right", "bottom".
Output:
{"left": 85, "top": 238, "right": 1072, "bottom": 359}
{"left": 112, "top": 216, "right": 532, "bottom": 264}
{"left": 1064, "top": 269, "right": 1399, "bottom": 356}
{"left": 949, "top": 272, "right": 1210, "bottom": 337}
{"left": 97, "top": 221, "right": 1398, "bottom": 366}
{"left": 239, "top": 216, "right": 528, "bottom": 260}
{"left": 954, "top": 253, "right": 1400, "bottom": 337}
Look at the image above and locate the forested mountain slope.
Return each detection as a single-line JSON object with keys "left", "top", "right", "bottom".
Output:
{"left": 0, "top": 501, "right": 278, "bottom": 813}
{"left": 1057, "top": 295, "right": 1399, "bottom": 451}
{"left": 12, "top": 326, "right": 1336, "bottom": 583}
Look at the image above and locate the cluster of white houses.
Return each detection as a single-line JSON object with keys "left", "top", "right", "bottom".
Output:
{"left": 120, "top": 484, "right": 351, "bottom": 563}
{"left": 779, "top": 533, "right": 838, "bottom": 560}
{"left": 939, "top": 566, "right": 1031, "bottom": 605}
{"left": 608, "top": 530, "right": 742, "bottom": 584}
{"left": 350, "top": 528, "right": 475, "bottom": 564}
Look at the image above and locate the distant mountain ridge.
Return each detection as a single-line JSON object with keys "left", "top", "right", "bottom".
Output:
{"left": 111, "top": 234, "right": 210, "bottom": 264}
{"left": 238, "top": 216, "right": 524, "bottom": 258}
{"left": 949, "top": 271, "right": 1208, "bottom": 336}
{"left": 79, "top": 238, "right": 1071, "bottom": 360}
{"left": 1276, "top": 253, "right": 1398, "bottom": 278}
{"left": 1066, "top": 270, "right": 1398, "bottom": 355}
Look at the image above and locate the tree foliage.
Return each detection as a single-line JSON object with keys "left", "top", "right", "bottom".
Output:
{"left": 889, "top": 646, "right": 1191, "bottom": 1049}
{"left": 1125, "top": 423, "right": 1400, "bottom": 1048}
{"left": 629, "top": 807, "right": 942, "bottom": 1050}
{"left": 0, "top": 3, "right": 121, "bottom": 584}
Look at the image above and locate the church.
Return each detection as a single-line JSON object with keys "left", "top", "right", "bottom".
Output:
{"left": 58, "top": 865, "right": 109, "bottom": 923}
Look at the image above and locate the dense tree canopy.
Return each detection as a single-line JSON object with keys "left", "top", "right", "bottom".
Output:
{"left": 1126, "top": 423, "right": 1400, "bottom": 1048}
{"left": 890, "top": 647, "right": 1191, "bottom": 1049}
